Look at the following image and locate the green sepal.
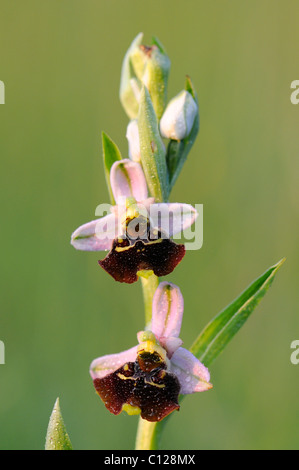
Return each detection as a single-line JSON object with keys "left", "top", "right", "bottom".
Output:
{"left": 138, "top": 87, "right": 169, "bottom": 202}
{"left": 102, "top": 131, "right": 122, "bottom": 205}
{"left": 166, "top": 76, "right": 199, "bottom": 194}
{"left": 143, "top": 46, "right": 171, "bottom": 120}
{"left": 45, "top": 398, "right": 73, "bottom": 451}
{"left": 190, "top": 258, "right": 286, "bottom": 367}
{"left": 184, "top": 74, "right": 197, "bottom": 99}
{"left": 119, "top": 32, "right": 144, "bottom": 119}
{"left": 152, "top": 36, "right": 167, "bottom": 54}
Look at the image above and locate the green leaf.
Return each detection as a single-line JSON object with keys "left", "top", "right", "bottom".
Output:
{"left": 166, "top": 76, "right": 199, "bottom": 194}
{"left": 138, "top": 86, "right": 169, "bottom": 202}
{"left": 190, "top": 258, "right": 286, "bottom": 367}
{"left": 45, "top": 398, "right": 73, "bottom": 450}
{"left": 102, "top": 131, "right": 122, "bottom": 205}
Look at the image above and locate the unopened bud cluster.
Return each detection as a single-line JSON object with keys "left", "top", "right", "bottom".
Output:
{"left": 120, "top": 33, "right": 200, "bottom": 201}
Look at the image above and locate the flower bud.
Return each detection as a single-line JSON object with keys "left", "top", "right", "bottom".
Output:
{"left": 126, "top": 120, "right": 141, "bottom": 162}
{"left": 160, "top": 90, "right": 198, "bottom": 141}
{"left": 120, "top": 34, "right": 170, "bottom": 120}
{"left": 132, "top": 43, "right": 171, "bottom": 120}
{"left": 119, "top": 33, "right": 143, "bottom": 120}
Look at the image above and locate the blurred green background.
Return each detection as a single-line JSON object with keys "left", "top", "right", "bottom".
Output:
{"left": 0, "top": 0, "right": 298, "bottom": 450}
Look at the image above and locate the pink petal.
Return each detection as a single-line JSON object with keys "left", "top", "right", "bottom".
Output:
{"left": 148, "top": 203, "right": 198, "bottom": 238}
{"left": 170, "top": 348, "right": 212, "bottom": 394}
{"left": 126, "top": 120, "right": 141, "bottom": 163}
{"left": 110, "top": 197, "right": 154, "bottom": 224}
{"left": 71, "top": 213, "right": 119, "bottom": 251}
{"left": 151, "top": 282, "right": 184, "bottom": 341}
{"left": 139, "top": 197, "right": 155, "bottom": 212}
{"left": 160, "top": 336, "right": 183, "bottom": 359}
{"left": 90, "top": 345, "right": 138, "bottom": 380}
{"left": 110, "top": 159, "right": 148, "bottom": 204}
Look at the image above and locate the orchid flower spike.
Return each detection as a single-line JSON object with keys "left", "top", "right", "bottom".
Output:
{"left": 90, "top": 282, "right": 212, "bottom": 422}
{"left": 71, "top": 159, "right": 198, "bottom": 283}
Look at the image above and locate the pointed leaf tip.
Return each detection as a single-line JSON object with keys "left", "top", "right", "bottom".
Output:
{"left": 45, "top": 398, "right": 73, "bottom": 450}
{"left": 190, "top": 258, "right": 285, "bottom": 367}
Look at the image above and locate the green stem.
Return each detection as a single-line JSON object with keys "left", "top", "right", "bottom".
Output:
{"left": 140, "top": 272, "right": 159, "bottom": 327}
{"left": 135, "top": 419, "right": 161, "bottom": 450}
{"left": 135, "top": 271, "right": 160, "bottom": 450}
{"left": 135, "top": 399, "right": 182, "bottom": 449}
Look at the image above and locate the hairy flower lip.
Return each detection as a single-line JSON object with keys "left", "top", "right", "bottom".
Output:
{"left": 98, "top": 236, "right": 186, "bottom": 284}
{"left": 93, "top": 359, "right": 181, "bottom": 422}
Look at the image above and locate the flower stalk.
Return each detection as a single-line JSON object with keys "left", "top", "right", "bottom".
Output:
{"left": 136, "top": 271, "right": 160, "bottom": 450}
{"left": 139, "top": 271, "right": 159, "bottom": 327}
{"left": 135, "top": 417, "right": 163, "bottom": 450}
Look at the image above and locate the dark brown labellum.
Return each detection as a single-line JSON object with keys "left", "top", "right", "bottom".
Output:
{"left": 98, "top": 234, "right": 185, "bottom": 283}
{"left": 93, "top": 356, "right": 181, "bottom": 422}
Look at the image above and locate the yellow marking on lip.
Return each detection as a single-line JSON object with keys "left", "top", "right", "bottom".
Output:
{"left": 137, "top": 269, "right": 154, "bottom": 279}
{"left": 144, "top": 379, "right": 166, "bottom": 389}
{"left": 115, "top": 245, "right": 132, "bottom": 253}
{"left": 122, "top": 404, "right": 141, "bottom": 416}
{"left": 114, "top": 235, "right": 164, "bottom": 253}
{"left": 117, "top": 373, "right": 135, "bottom": 381}
{"left": 146, "top": 238, "right": 163, "bottom": 245}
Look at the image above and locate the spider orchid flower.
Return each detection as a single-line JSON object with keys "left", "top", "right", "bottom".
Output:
{"left": 90, "top": 282, "right": 212, "bottom": 422}
{"left": 71, "top": 159, "right": 198, "bottom": 283}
